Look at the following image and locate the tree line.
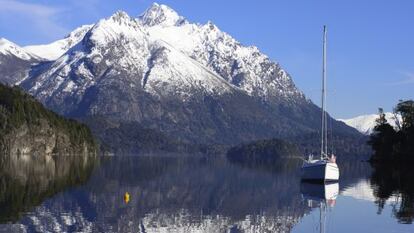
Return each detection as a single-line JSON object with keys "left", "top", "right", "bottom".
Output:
{"left": 369, "top": 100, "right": 414, "bottom": 162}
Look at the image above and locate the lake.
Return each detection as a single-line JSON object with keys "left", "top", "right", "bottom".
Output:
{"left": 0, "top": 154, "right": 413, "bottom": 233}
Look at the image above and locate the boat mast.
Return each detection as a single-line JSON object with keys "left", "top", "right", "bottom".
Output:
{"left": 320, "top": 201, "right": 326, "bottom": 233}
{"left": 321, "top": 25, "right": 327, "bottom": 159}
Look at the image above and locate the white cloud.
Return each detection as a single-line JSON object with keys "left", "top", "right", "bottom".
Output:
{"left": 0, "top": 0, "right": 59, "bottom": 16}
{"left": 397, "top": 71, "right": 414, "bottom": 84}
{"left": 0, "top": 0, "right": 68, "bottom": 41}
{"left": 387, "top": 71, "right": 414, "bottom": 86}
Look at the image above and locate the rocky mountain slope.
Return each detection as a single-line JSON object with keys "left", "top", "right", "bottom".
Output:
{"left": 0, "top": 84, "right": 96, "bottom": 156}
{"left": 0, "top": 3, "right": 362, "bottom": 150}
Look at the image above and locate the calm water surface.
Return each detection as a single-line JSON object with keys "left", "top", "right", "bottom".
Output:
{"left": 0, "top": 154, "right": 413, "bottom": 233}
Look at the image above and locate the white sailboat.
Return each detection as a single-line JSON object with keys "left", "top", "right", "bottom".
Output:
{"left": 301, "top": 26, "right": 339, "bottom": 182}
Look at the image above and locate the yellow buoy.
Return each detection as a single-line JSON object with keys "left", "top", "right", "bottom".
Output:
{"left": 124, "top": 192, "right": 130, "bottom": 204}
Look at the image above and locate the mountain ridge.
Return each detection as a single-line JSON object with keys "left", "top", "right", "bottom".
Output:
{"left": 24, "top": 24, "right": 93, "bottom": 61}
{"left": 11, "top": 3, "right": 304, "bottom": 102}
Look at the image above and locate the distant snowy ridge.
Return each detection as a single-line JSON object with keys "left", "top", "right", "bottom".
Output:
{"left": 24, "top": 24, "right": 93, "bottom": 60}
{"left": 0, "top": 38, "right": 39, "bottom": 61}
{"left": 339, "top": 112, "right": 401, "bottom": 135}
{"left": 0, "top": 38, "right": 42, "bottom": 85}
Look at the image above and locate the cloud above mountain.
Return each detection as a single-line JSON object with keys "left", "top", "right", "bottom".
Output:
{"left": 0, "top": 0, "right": 68, "bottom": 42}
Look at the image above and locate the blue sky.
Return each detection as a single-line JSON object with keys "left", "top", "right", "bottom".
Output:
{"left": 0, "top": 0, "right": 413, "bottom": 118}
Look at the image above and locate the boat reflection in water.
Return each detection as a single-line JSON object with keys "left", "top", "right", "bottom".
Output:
{"left": 300, "top": 182, "right": 339, "bottom": 233}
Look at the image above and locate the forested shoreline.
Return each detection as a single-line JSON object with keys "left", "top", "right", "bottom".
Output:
{"left": 369, "top": 100, "right": 414, "bottom": 162}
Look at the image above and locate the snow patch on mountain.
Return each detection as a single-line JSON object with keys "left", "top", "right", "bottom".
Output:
{"left": 339, "top": 112, "right": 401, "bottom": 135}
{"left": 89, "top": 11, "right": 146, "bottom": 47}
{"left": 144, "top": 40, "right": 234, "bottom": 98}
{"left": 24, "top": 24, "right": 93, "bottom": 60}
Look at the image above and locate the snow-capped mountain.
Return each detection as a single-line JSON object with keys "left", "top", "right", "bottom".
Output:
{"left": 21, "top": 10, "right": 235, "bottom": 115}
{"left": 339, "top": 112, "right": 400, "bottom": 135}
{"left": 0, "top": 38, "right": 41, "bottom": 85}
{"left": 0, "top": 3, "right": 362, "bottom": 146}
{"left": 21, "top": 4, "right": 303, "bottom": 103}
{"left": 141, "top": 3, "right": 303, "bottom": 101}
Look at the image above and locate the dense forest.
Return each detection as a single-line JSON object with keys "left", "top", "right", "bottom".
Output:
{"left": 289, "top": 132, "right": 371, "bottom": 159}
{"left": 227, "top": 139, "right": 301, "bottom": 163}
{"left": 83, "top": 116, "right": 229, "bottom": 155}
{"left": 0, "top": 84, "right": 96, "bottom": 155}
{"left": 226, "top": 133, "right": 370, "bottom": 165}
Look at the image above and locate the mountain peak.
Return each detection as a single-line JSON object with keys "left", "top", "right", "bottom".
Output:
{"left": 205, "top": 21, "right": 218, "bottom": 30}
{"left": 139, "top": 3, "right": 186, "bottom": 27}
{"left": 109, "top": 10, "right": 135, "bottom": 24}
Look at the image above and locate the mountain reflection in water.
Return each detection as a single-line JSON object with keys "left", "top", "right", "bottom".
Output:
{"left": 0, "top": 155, "right": 413, "bottom": 232}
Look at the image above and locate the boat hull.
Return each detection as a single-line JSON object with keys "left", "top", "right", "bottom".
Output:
{"left": 300, "top": 182, "right": 339, "bottom": 201}
{"left": 301, "top": 161, "right": 339, "bottom": 181}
